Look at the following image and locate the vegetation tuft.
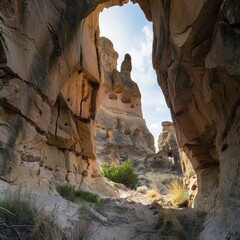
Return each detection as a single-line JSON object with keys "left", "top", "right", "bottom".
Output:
{"left": 101, "top": 159, "right": 138, "bottom": 189}
{"left": 0, "top": 186, "right": 37, "bottom": 226}
{"left": 156, "top": 208, "right": 206, "bottom": 240}
{"left": 0, "top": 186, "right": 65, "bottom": 240}
{"left": 166, "top": 178, "right": 188, "bottom": 206}
{"left": 156, "top": 209, "right": 186, "bottom": 240}
{"left": 56, "top": 185, "right": 101, "bottom": 204}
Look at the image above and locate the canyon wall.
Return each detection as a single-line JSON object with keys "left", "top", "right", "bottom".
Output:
{"left": 0, "top": 0, "right": 127, "bottom": 192}
{"left": 134, "top": 0, "right": 240, "bottom": 238}
{"left": 95, "top": 37, "right": 155, "bottom": 165}
{"left": 0, "top": 0, "right": 240, "bottom": 238}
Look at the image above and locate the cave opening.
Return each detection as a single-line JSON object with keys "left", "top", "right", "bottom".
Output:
{"left": 95, "top": 1, "right": 191, "bottom": 208}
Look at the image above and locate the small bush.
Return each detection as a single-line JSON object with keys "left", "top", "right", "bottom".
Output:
{"left": 101, "top": 159, "right": 138, "bottom": 189}
{"left": 166, "top": 179, "right": 188, "bottom": 206}
{"left": 56, "top": 186, "right": 101, "bottom": 204}
{"left": 56, "top": 185, "right": 75, "bottom": 201}
{"left": 156, "top": 208, "right": 206, "bottom": 240}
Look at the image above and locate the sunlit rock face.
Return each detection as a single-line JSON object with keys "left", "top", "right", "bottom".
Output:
{"left": 0, "top": 0, "right": 127, "bottom": 190}
{"left": 95, "top": 37, "right": 155, "bottom": 166}
{"left": 1, "top": 0, "right": 240, "bottom": 237}
{"left": 134, "top": 0, "right": 240, "bottom": 237}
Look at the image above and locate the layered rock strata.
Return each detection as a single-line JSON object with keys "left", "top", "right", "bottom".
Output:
{"left": 0, "top": 0, "right": 240, "bottom": 238}
{"left": 0, "top": 0, "right": 127, "bottom": 192}
{"left": 95, "top": 37, "right": 155, "bottom": 165}
{"left": 134, "top": 0, "right": 240, "bottom": 237}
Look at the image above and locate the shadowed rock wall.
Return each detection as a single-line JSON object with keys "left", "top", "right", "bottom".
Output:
{"left": 134, "top": 0, "right": 240, "bottom": 237}
{"left": 0, "top": 0, "right": 240, "bottom": 237}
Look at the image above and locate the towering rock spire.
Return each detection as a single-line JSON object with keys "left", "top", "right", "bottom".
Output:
{"left": 95, "top": 37, "right": 155, "bottom": 165}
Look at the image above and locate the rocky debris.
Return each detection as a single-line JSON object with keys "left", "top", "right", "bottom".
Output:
{"left": 138, "top": 121, "right": 182, "bottom": 175}
{"left": 134, "top": 121, "right": 186, "bottom": 206}
{"left": 95, "top": 37, "right": 155, "bottom": 166}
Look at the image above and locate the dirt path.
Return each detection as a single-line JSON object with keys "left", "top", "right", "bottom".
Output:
{"left": 89, "top": 190, "right": 160, "bottom": 240}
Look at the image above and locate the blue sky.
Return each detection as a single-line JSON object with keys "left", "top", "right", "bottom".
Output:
{"left": 99, "top": 3, "right": 172, "bottom": 148}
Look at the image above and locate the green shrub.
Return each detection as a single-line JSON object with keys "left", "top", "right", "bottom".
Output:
{"left": 56, "top": 185, "right": 75, "bottom": 201}
{"left": 56, "top": 186, "right": 101, "bottom": 204}
{"left": 101, "top": 159, "right": 138, "bottom": 189}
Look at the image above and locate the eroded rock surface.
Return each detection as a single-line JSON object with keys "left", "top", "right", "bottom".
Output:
{"left": 95, "top": 37, "right": 155, "bottom": 165}
{"left": 0, "top": 0, "right": 240, "bottom": 238}
{"left": 157, "top": 121, "right": 181, "bottom": 174}
{"left": 0, "top": 0, "right": 127, "bottom": 191}
{"left": 134, "top": 0, "right": 240, "bottom": 237}
{"left": 136, "top": 121, "right": 183, "bottom": 204}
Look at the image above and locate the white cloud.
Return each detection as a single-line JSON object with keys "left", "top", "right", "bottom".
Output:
{"left": 150, "top": 123, "right": 162, "bottom": 130}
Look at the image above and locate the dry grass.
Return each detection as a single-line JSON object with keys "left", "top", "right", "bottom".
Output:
{"left": 166, "top": 178, "right": 188, "bottom": 206}
{"left": 146, "top": 189, "right": 162, "bottom": 202}
{"left": 0, "top": 186, "right": 97, "bottom": 240}
{"left": 31, "top": 211, "right": 65, "bottom": 240}
{"left": 157, "top": 209, "right": 186, "bottom": 240}
{"left": 156, "top": 208, "right": 206, "bottom": 240}
{"left": 70, "top": 220, "right": 100, "bottom": 240}
{"left": 0, "top": 186, "right": 65, "bottom": 240}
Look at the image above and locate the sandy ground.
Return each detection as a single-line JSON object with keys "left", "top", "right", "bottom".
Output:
{"left": 0, "top": 179, "right": 161, "bottom": 240}
{"left": 90, "top": 190, "right": 160, "bottom": 240}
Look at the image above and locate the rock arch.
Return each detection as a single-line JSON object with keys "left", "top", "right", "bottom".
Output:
{"left": 0, "top": 0, "right": 240, "bottom": 237}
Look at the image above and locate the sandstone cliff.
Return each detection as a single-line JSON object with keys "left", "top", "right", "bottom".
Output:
{"left": 0, "top": 0, "right": 127, "bottom": 193}
{"left": 134, "top": 0, "right": 240, "bottom": 237}
{"left": 0, "top": 0, "right": 240, "bottom": 238}
{"left": 95, "top": 37, "right": 155, "bottom": 165}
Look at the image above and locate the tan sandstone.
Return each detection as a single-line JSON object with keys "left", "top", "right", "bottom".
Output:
{"left": 0, "top": 0, "right": 240, "bottom": 238}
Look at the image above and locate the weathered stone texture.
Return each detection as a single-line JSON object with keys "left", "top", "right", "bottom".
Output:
{"left": 157, "top": 121, "right": 182, "bottom": 174}
{"left": 1, "top": 0, "right": 240, "bottom": 238}
{"left": 95, "top": 37, "right": 155, "bottom": 165}
{"left": 135, "top": 0, "right": 240, "bottom": 237}
{"left": 0, "top": 0, "right": 127, "bottom": 189}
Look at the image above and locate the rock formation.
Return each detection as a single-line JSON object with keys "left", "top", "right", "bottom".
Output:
{"left": 134, "top": 1, "right": 240, "bottom": 237}
{"left": 0, "top": 0, "right": 128, "bottom": 192}
{"left": 180, "top": 149, "right": 197, "bottom": 208}
{"left": 136, "top": 121, "right": 183, "bottom": 201}
{"left": 0, "top": 0, "right": 240, "bottom": 238}
{"left": 95, "top": 37, "right": 155, "bottom": 166}
{"left": 157, "top": 121, "right": 182, "bottom": 173}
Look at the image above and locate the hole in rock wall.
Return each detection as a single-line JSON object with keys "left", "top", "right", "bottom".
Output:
{"left": 99, "top": 3, "right": 172, "bottom": 149}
